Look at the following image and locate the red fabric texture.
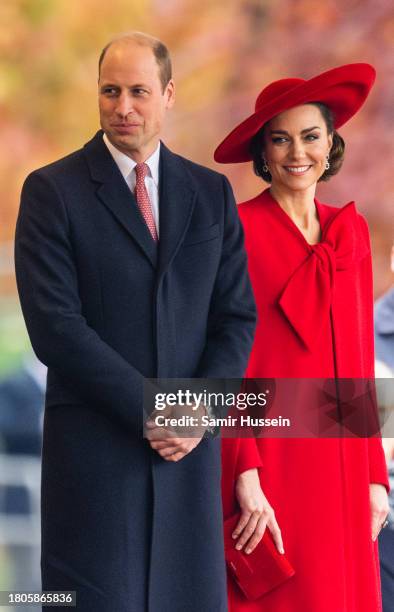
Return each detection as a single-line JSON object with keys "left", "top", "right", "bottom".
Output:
{"left": 214, "top": 64, "right": 375, "bottom": 163}
{"left": 221, "top": 188, "right": 388, "bottom": 612}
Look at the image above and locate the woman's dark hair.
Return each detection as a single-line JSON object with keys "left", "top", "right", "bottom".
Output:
{"left": 249, "top": 102, "right": 345, "bottom": 183}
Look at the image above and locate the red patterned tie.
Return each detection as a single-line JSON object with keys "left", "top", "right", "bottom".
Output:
{"left": 134, "top": 162, "right": 158, "bottom": 241}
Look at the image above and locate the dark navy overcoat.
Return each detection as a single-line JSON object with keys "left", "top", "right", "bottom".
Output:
{"left": 14, "top": 131, "right": 256, "bottom": 612}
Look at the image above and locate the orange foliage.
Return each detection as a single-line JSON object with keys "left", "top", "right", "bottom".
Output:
{"left": 1, "top": 0, "right": 393, "bottom": 298}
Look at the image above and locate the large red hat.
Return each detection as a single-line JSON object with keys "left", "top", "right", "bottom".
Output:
{"left": 214, "top": 63, "right": 376, "bottom": 164}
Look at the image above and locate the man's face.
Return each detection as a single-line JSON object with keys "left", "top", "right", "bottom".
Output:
{"left": 98, "top": 41, "right": 175, "bottom": 162}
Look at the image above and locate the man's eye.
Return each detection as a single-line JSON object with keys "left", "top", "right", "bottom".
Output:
{"left": 132, "top": 88, "right": 148, "bottom": 96}
{"left": 102, "top": 88, "right": 118, "bottom": 96}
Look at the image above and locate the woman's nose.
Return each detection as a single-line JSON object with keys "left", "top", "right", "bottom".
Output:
{"left": 289, "top": 138, "right": 305, "bottom": 159}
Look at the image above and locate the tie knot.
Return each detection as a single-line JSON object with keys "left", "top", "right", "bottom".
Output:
{"left": 135, "top": 162, "right": 149, "bottom": 180}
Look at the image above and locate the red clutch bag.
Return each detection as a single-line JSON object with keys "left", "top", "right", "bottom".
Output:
{"left": 224, "top": 513, "right": 295, "bottom": 600}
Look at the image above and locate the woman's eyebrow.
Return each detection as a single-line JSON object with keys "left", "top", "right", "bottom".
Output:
{"left": 301, "top": 126, "right": 321, "bottom": 133}
{"left": 269, "top": 126, "right": 322, "bottom": 135}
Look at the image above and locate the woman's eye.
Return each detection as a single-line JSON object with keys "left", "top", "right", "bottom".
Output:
{"left": 305, "top": 133, "right": 319, "bottom": 141}
{"left": 272, "top": 137, "right": 288, "bottom": 144}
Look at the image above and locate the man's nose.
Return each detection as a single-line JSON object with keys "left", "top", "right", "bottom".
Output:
{"left": 115, "top": 93, "right": 134, "bottom": 118}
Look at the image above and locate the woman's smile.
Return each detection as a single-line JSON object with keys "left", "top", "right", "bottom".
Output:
{"left": 283, "top": 164, "right": 312, "bottom": 175}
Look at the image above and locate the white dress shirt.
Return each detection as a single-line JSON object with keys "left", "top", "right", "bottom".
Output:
{"left": 103, "top": 133, "right": 160, "bottom": 236}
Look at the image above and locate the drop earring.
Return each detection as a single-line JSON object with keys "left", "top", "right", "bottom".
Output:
{"left": 325, "top": 155, "right": 330, "bottom": 171}
{"left": 262, "top": 157, "right": 269, "bottom": 173}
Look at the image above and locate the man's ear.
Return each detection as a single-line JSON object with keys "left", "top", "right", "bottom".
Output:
{"left": 164, "top": 79, "right": 175, "bottom": 109}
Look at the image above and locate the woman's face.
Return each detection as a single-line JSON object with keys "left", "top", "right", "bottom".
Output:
{"left": 262, "top": 104, "right": 333, "bottom": 193}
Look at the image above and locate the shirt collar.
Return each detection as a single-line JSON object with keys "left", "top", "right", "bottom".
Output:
{"left": 103, "top": 133, "right": 160, "bottom": 186}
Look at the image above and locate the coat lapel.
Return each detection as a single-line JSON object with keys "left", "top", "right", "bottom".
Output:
{"left": 83, "top": 131, "right": 157, "bottom": 267}
{"left": 157, "top": 143, "right": 197, "bottom": 279}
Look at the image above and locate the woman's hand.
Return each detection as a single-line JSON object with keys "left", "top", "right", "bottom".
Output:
{"left": 370, "top": 483, "right": 389, "bottom": 541}
{"left": 234, "top": 468, "right": 284, "bottom": 554}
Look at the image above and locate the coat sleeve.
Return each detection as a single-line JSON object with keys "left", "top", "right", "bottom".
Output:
{"left": 221, "top": 438, "right": 263, "bottom": 519}
{"left": 235, "top": 438, "right": 263, "bottom": 477}
{"left": 15, "top": 170, "right": 148, "bottom": 435}
{"left": 358, "top": 214, "right": 390, "bottom": 491}
{"left": 195, "top": 176, "right": 257, "bottom": 378}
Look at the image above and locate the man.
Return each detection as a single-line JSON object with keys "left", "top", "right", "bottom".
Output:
{"left": 15, "top": 33, "right": 258, "bottom": 611}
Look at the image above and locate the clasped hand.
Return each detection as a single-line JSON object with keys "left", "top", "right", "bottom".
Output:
{"left": 145, "top": 403, "right": 206, "bottom": 462}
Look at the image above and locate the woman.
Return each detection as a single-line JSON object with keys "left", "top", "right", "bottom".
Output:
{"left": 216, "top": 64, "right": 390, "bottom": 611}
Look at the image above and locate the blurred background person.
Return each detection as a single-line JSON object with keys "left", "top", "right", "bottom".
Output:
{"left": 379, "top": 436, "right": 394, "bottom": 612}
{"left": 0, "top": 354, "right": 45, "bottom": 455}
{"left": 375, "top": 244, "right": 394, "bottom": 612}
{"left": 375, "top": 244, "right": 394, "bottom": 372}
{"left": 0, "top": 354, "right": 45, "bottom": 605}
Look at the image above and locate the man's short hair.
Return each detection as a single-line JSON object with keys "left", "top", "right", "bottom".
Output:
{"left": 98, "top": 31, "right": 172, "bottom": 92}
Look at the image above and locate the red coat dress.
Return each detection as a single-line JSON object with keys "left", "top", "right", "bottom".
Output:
{"left": 221, "top": 188, "right": 389, "bottom": 612}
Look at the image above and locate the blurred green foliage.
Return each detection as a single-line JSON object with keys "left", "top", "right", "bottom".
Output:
{"left": 0, "top": 300, "right": 31, "bottom": 375}
{"left": 20, "top": 0, "right": 55, "bottom": 25}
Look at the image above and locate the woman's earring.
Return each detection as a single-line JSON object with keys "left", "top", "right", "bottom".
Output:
{"left": 262, "top": 157, "right": 269, "bottom": 173}
{"left": 325, "top": 155, "right": 330, "bottom": 171}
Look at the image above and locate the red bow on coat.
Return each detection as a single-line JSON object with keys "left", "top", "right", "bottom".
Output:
{"left": 278, "top": 202, "right": 369, "bottom": 350}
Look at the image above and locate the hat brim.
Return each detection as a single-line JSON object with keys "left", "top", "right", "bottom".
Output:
{"left": 214, "top": 63, "right": 376, "bottom": 164}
